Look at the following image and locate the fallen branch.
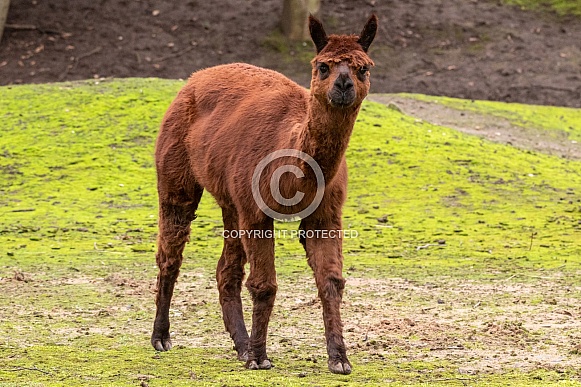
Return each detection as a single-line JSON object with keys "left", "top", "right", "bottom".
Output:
{"left": 4, "top": 366, "right": 51, "bottom": 375}
{"left": 58, "top": 46, "right": 103, "bottom": 81}
{"left": 154, "top": 46, "right": 196, "bottom": 63}
{"left": 401, "top": 65, "right": 453, "bottom": 81}
{"left": 5, "top": 24, "right": 61, "bottom": 34}
{"left": 58, "top": 65, "right": 73, "bottom": 82}
{"left": 529, "top": 231, "right": 537, "bottom": 251}
{"left": 510, "top": 84, "right": 578, "bottom": 93}
{"left": 429, "top": 345, "right": 465, "bottom": 351}
{"left": 76, "top": 46, "right": 103, "bottom": 62}
{"left": 5, "top": 23, "right": 37, "bottom": 30}
{"left": 11, "top": 208, "right": 36, "bottom": 212}
{"left": 428, "top": 377, "right": 475, "bottom": 385}
{"left": 416, "top": 243, "right": 441, "bottom": 251}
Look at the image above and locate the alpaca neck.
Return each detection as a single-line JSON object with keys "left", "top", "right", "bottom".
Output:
{"left": 300, "top": 96, "right": 360, "bottom": 182}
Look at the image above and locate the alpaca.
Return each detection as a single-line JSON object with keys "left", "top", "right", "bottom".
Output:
{"left": 151, "top": 14, "right": 377, "bottom": 374}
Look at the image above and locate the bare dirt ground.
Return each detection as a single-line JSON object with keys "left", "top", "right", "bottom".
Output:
{"left": 1, "top": 0, "right": 580, "bottom": 108}
{"left": 3, "top": 270, "right": 581, "bottom": 378}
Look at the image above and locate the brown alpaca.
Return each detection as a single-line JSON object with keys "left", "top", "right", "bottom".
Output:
{"left": 151, "top": 15, "right": 377, "bottom": 374}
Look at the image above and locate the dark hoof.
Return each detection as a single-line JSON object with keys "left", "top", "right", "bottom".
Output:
{"left": 328, "top": 360, "right": 352, "bottom": 375}
{"left": 246, "top": 359, "right": 272, "bottom": 370}
{"left": 151, "top": 335, "right": 172, "bottom": 352}
{"left": 237, "top": 350, "right": 249, "bottom": 362}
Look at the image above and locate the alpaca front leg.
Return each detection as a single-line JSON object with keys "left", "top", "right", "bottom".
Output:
{"left": 216, "top": 207, "right": 249, "bottom": 361}
{"left": 217, "top": 241, "right": 250, "bottom": 361}
{"left": 241, "top": 220, "right": 277, "bottom": 370}
{"left": 302, "top": 223, "right": 351, "bottom": 374}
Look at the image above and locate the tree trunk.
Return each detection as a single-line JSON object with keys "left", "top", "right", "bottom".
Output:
{"left": 0, "top": 0, "right": 10, "bottom": 42}
{"left": 281, "top": 0, "right": 321, "bottom": 41}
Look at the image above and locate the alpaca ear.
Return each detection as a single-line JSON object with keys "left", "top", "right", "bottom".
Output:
{"left": 309, "top": 14, "right": 328, "bottom": 53}
{"left": 358, "top": 14, "right": 378, "bottom": 52}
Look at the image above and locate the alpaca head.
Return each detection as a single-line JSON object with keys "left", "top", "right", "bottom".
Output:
{"left": 308, "top": 14, "right": 377, "bottom": 109}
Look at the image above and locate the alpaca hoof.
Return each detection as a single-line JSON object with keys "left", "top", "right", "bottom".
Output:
{"left": 328, "top": 360, "right": 352, "bottom": 375}
{"left": 151, "top": 337, "right": 172, "bottom": 352}
{"left": 237, "top": 350, "right": 248, "bottom": 362}
{"left": 259, "top": 359, "right": 272, "bottom": 369}
{"left": 246, "top": 359, "right": 272, "bottom": 370}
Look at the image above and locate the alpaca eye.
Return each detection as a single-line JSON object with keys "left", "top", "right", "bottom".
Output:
{"left": 359, "top": 66, "right": 369, "bottom": 75}
{"left": 318, "top": 63, "right": 329, "bottom": 74}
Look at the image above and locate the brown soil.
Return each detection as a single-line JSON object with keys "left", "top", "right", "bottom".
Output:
{"left": 1, "top": 0, "right": 580, "bottom": 108}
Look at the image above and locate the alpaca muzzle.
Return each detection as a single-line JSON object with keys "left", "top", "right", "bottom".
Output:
{"left": 328, "top": 88, "right": 356, "bottom": 107}
{"left": 329, "top": 71, "right": 356, "bottom": 107}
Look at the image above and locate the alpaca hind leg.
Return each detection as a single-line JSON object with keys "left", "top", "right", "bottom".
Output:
{"left": 241, "top": 218, "right": 277, "bottom": 370}
{"left": 151, "top": 185, "right": 203, "bottom": 351}
{"left": 216, "top": 206, "right": 249, "bottom": 360}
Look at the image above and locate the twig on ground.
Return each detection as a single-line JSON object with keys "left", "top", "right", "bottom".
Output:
{"left": 5, "top": 24, "right": 61, "bottom": 34}
{"left": 58, "top": 46, "right": 103, "bottom": 81}
{"left": 5, "top": 24, "right": 37, "bottom": 30}
{"left": 510, "top": 84, "right": 578, "bottom": 93}
{"left": 58, "top": 65, "right": 73, "bottom": 82}
{"left": 4, "top": 366, "right": 51, "bottom": 375}
{"left": 529, "top": 231, "right": 537, "bottom": 251}
{"left": 11, "top": 208, "right": 36, "bottom": 212}
{"left": 401, "top": 64, "right": 453, "bottom": 81}
{"left": 421, "top": 58, "right": 439, "bottom": 68}
{"left": 401, "top": 70, "right": 427, "bottom": 81}
{"left": 428, "top": 377, "right": 474, "bottom": 385}
{"left": 416, "top": 243, "right": 438, "bottom": 251}
{"left": 76, "top": 46, "right": 103, "bottom": 62}
{"left": 429, "top": 345, "right": 465, "bottom": 351}
{"left": 155, "top": 46, "right": 196, "bottom": 62}
{"left": 522, "top": 274, "right": 558, "bottom": 280}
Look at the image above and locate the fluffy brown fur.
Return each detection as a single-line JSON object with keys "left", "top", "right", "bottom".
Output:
{"left": 151, "top": 14, "right": 377, "bottom": 375}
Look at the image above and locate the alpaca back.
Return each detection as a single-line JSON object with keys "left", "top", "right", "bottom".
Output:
{"left": 158, "top": 63, "right": 310, "bottom": 205}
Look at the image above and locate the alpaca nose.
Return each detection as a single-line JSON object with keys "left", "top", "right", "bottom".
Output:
{"left": 334, "top": 74, "right": 354, "bottom": 92}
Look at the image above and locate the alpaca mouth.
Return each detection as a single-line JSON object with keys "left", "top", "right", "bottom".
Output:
{"left": 328, "top": 90, "right": 356, "bottom": 107}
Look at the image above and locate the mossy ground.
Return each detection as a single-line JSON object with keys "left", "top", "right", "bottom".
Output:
{"left": 1, "top": 79, "right": 580, "bottom": 386}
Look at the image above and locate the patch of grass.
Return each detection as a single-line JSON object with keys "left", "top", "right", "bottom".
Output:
{"left": 2, "top": 81, "right": 581, "bottom": 281}
{"left": 502, "top": 0, "right": 581, "bottom": 16}
{"left": 344, "top": 99, "right": 581, "bottom": 280}
{"left": 1, "top": 79, "right": 581, "bottom": 385}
